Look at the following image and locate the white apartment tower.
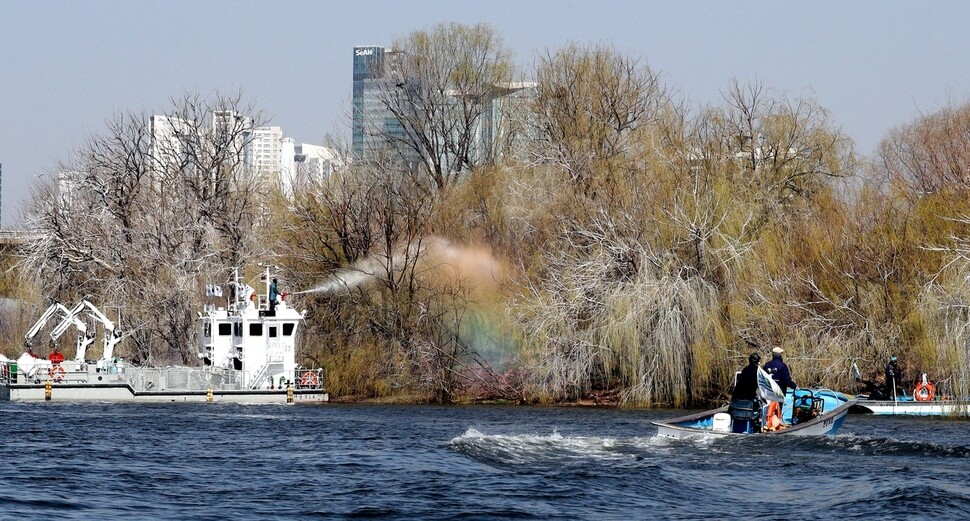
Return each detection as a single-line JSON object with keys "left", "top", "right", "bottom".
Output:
{"left": 150, "top": 115, "right": 195, "bottom": 171}
{"left": 151, "top": 110, "right": 340, "bottom": 198}
{"left": 246, "top": 126, "right": 283, "bottom": 176}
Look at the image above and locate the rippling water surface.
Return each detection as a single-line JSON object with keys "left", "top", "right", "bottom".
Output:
{"left": 1, "top": 402, "right": 967, "bottom": 520}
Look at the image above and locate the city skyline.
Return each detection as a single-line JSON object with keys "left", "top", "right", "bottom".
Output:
{"left": 4, "top": 1, "right": 970, "bottom": 227}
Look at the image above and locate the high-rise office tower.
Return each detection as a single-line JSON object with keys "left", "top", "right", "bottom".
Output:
{"left": 351, "top": 45, "right": 408, "bottom": 159}
{"left": 352, "top": 44, "right": 537, "bottom": 172}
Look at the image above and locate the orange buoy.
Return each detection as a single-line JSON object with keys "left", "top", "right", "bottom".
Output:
{"left": 914, "top": 382, "right": 935, "bottom": 401}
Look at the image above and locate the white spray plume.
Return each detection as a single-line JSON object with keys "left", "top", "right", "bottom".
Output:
{"left": 292, "top": 253, "right": 397, "bottom": 295}
{"left": 294, "top": 236, "right": 502, "bottom": 296}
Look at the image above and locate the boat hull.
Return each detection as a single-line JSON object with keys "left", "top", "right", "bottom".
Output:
{"left": 850, "top": 399, "right": 970, "bottom": 416}
{"left": 4, "top": 382, "right": 328, "bottom": 403}
{"left": 653, "top": 391, "right": 855, "bottom": 439}
{"left": 2, "top": 360, "right": 328, "bottom": 404}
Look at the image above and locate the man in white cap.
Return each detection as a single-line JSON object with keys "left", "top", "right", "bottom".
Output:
{"left": 763, "top": 346, "right": 797, "bottom": 396}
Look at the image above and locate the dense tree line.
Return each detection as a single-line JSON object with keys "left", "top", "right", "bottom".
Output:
{"left": 12, "top": 23, "right": 970, "bottom": 406}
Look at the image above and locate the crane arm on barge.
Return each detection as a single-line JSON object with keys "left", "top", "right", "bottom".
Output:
{"left": 83, "top": 301, "right": 123, "bottom": 363}
{"left": 23, "top": 302, "right": 71, "bottom": 349}
{"left": 50, "top": 300, "right": 95, "bottom": 362}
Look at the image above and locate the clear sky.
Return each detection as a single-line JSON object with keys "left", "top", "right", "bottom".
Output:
{"left": 2, "top": 0, "right": 969, "bottom": 228}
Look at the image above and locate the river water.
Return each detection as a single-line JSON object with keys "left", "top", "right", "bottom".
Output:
{"left": 1, "top": 402, "right": 967, "bottom": 520}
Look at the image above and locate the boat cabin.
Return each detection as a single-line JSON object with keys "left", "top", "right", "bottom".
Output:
{"left": 200, "top": 268, "right": 306, "bottom": 390}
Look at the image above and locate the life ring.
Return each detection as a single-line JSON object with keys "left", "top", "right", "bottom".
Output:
{"left": 300, "top": 371, "right": 319, "bottom": 388}
{"left": 765, "top": 401, "right": 783, "bottom": 431}
{"left": 49, "top": 364, "right": 66, "bottom": 383}
{"left": 914, "top": 382, "right": 935, "bottom": 401}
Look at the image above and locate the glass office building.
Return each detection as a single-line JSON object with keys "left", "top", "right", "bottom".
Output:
{"left": 352, "top": 46, "right": 395, "bottom": 159}
{"left": 352, "top": 45, "right": 537, "bottom": 171}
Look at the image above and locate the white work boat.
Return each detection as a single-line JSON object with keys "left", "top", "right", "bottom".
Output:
{"left": 850, "top": 399, "right": 970, "bottom": 416}
{"left": 0, "top": 268, "right": 328, "bottom": 404}
{"left": 849, "top": 370, "right": 970, "bottom": 416}
{"left": 653, "top": 389, "right": 855, "bottom": 439}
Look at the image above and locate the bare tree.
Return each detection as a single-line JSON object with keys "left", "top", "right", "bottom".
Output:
{"left": 20, "top": 92, "right": 268, "bottom": 363}
{"left": 714, "top": 80, "right": 854, "bottom": 224}
{"left": 528, "top": 44, "right": 666, "bottom": 198}
{"left": 877, "top": 101, "right": 970, "bottom": 195}
{"left": 373, "top": 22, "right": 515, "bottom": 190}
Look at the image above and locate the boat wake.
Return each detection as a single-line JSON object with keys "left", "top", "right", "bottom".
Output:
{"left": 448, "top": 428, "right": 669, "bottom": 468}
{"left": 645, "top": 428, "right": 970, "bottom": 459}
{"left": 670, "top": 429, "right": 970, "bottom": 458}
{"left": 818, "top": 434, "right": 970, "bottom": 458}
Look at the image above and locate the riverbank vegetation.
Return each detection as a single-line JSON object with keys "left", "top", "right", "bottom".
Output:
{"left": 11, "top": 23, "right": 970, "bottom": 406}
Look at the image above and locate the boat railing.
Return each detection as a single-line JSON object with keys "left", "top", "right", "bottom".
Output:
{"left": 296, "top": 368, "right": 323, "bottom": 389}
{"left": 125, "top": 366, "right": 245, "bottom": 392}
{"left": 810, "top": 388, "right": 845, "bottom": 400}
{"left": 795, "top": 388, "right": 852, "bottom": 415}
{"left": 0, "top": 361, "right": 12, "bottom": 385}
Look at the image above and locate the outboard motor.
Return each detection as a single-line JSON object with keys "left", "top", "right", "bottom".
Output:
{"left": 728, "top": 399, "right": 762, "bottom": 433}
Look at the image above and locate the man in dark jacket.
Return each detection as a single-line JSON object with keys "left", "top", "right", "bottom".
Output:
{"left": 732, "top": 352, "right": 761, "bottom": 401}
{"left": 763, "top": 347, "right": 797, "bottom": 396}
{"left": 729, "top": 352, "right": 762, "bottom": 433}
{"left": 885, "top": 355, "right": 903, "bottom": 398}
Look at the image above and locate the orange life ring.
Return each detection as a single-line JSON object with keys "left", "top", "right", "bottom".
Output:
{"left": 49, "top": 364, "right": 66, "bottom": 383}
{"left": 300, "top": 371, "right": 319, "bottom": 388}
{"left": 914, "top": 382, "right": 935, "bottom": 402}
{"left": 765, "top": 401, "right": 783, "bottom": 430}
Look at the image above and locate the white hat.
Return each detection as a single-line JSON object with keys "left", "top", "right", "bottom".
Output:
{"left": 772, "top": 347, "right": 784, "bottom": 354}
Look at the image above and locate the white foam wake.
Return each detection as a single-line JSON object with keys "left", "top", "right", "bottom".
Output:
{"left": 450, "top": 428, "right": 641, "bottom": 464}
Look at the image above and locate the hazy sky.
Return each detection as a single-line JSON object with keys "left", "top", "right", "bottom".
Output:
{"left": 2, "top": 1, "right": 969, "bottom": 227}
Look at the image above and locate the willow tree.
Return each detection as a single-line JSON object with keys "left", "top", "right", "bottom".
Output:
{"left": 918, "top": 224, "right": 970, "bottom": 407}
{"left": 509, "top": 45, "right": 721, "bottom": 406}
{"left": 878, "top": 102, "right": 970, "bottom": 195}
{"left": 375, "top": 22, "right": 515, "bottom": 191}
{"left": 703, "top": 81, "right": 855, "bottom": 230}
{"left": 21, "top": 92, "right": 267, "bottom": 364}
{"left": 873, "top": 101, "right": 970, "bottom": 399}
{"left": 527, "top": 43, "right": 666, "bottom": 200}
{"left": 508, "top": 67, "right": 862, "bottom": 404}
{"left": 671, "top": 82, "right": 864, "bottom": 386}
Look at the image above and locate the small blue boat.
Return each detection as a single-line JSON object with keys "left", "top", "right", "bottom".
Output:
{"left": 653, "top": 389, "right": 855, "bottom": 439}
